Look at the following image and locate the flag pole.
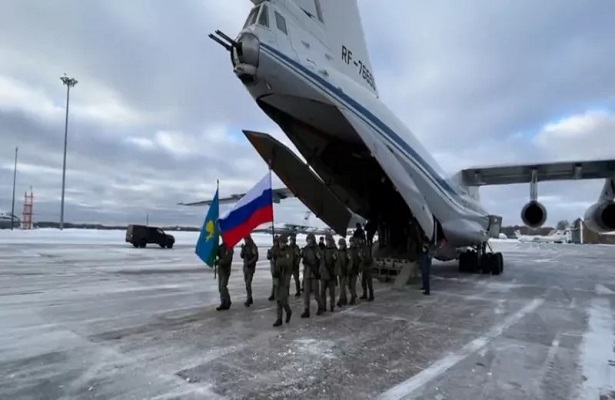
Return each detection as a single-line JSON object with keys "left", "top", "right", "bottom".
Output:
{"left": 214, "top": 178, "right": 219, "bottom": 280}
{"left": 268, "top": 160, "right": 275, "bottom": 245}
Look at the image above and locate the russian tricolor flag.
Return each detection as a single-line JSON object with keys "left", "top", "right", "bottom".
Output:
{"left": 218, "top": 172, "right": 274, "bottom": 248}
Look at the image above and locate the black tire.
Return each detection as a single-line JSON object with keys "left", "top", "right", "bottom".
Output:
{"left": 468, "top": 251, "right": 478, "bottom": 273}
{"left": 480, "top": 253, "right": 490, "bottom": 274}
{"left": 139, "top": 240, "right": 146, "bottom": 248}
{"left": 132, "top": 242, "right": 138, "bottom": 248}
{"left": 491, "top": 253, "right": 501, "bottom": 275}
{"left": 496, "top": 252, "right": 504, "bottom": 273}
{"left": 160, "top": 243, "right": 166, "bottom": 249}
{"left": 167, "top": 242, "right": 174, "bottom": 249}
{"left": 459, "top": 252, "right": 467, "bottom": 272}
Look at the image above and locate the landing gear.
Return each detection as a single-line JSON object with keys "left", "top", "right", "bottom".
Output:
{"left": 458, "top": 243, "right": 503, "bottom": 275}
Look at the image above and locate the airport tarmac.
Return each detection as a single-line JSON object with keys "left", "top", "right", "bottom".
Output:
{"left": 1, "top": 230, "right": 614, "bottom": 400}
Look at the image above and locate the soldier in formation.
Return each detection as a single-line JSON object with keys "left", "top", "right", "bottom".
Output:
{"left": 320, "top": 234, "right": 337, "bottom": 312}
{"left": 217, "top": 231, "right": 379, "bottom": 323}
{"left": 240, "top": 234, "right": 258, "bottom": 307}
{"left": 336, "top": 238, "right": 349, "bottom": 307}
{"left": 289, "top": 234, "right": 302, "bottom": 297}
{"left": 272, "top": 233, "right": 294, "bottom": 326}
{"left": 215, "top": 238, "right": 234, "bottom": 311}
{"left": 347, "top": 236, "right": 360, "bottom": 305}
{"left": 267, "top": 235, "right": 280, "bottom": 301}
{"left": 301, "top": 233, "right": 324, "bottom": 317}
{"left": 359, "top": 237, "right": 375, "bottom": 301}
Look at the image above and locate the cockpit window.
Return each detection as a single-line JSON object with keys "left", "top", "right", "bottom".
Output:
{"left": 243, "top": 6, "right": 259, "bottom": 29}
{"left": 275, "top": 11, "right": 287, "bottom": 35}
{"left": 257, "top": 4, "right": 269, "bottom": 27}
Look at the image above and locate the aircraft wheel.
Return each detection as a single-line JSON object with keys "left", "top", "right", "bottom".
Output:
{"left": 480, "top": 253, "right": 490, "bottom": 274}
{"left": 459, "top": 252, "right": 467, "bottom": 272}
{"left": 132, "top": 242, "right": 138, "bottom": 248}
{"left": 496, "top": 252, "right": 504, "bottom": 274}
{"left": 491, "top": 253, "right": 502, "bottom": 275}
{"left": 470, "top": 251, "right": 479, "bottom": 273}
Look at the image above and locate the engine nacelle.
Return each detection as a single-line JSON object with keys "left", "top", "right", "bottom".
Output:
{"left": 583, "top": 201, "right": 615, "bottom": 233}
{"left": 521, "top": 200, "right": 547, "bottom": 228}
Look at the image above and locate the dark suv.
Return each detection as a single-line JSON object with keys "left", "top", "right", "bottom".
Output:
{"left": 126, "top": 224, "right": 175, "bottom": 249}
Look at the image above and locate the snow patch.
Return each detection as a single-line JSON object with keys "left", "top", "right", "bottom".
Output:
{"left": 292, "top": 338, "right": 337, "bottom": 360}
{"left": 578, "top": 297, "right": 615, "bottom": 399}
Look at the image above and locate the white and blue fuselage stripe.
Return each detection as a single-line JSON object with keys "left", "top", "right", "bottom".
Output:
{"left": 259, "top": 43, "right": 487, "bottom": 218}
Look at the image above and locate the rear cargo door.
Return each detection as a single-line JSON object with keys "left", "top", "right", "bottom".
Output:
{"left": 243, "top": 130, "right": 352, "bottom": 236}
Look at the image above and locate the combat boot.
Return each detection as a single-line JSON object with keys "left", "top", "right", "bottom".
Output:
{"left": 244, "top": 297, "right": 253, "bottom": 307}
{"left": 301, "top": 310, "right": 310, "bottom": 318}
{"left": 360, "top": 292, "right": 368, "bottom": 300}
{"left": 368, "top": 291, "right": 374, "bottom": 302}
{"left": 285, "top": 308, "right": 292, "bottom": 324}
{"left": 268, "top": 295, "right": 275, "bottom": 301}
{"left": 316, "top": 308, "right": 325, "bottom": 316}
{"left": 349, "top": 297, "right": 356, "bottom": 305}
{"left": 273, "top": 319, "right": 282, "bottom": 327}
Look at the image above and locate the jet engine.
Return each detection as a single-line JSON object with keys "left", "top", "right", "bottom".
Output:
{"left": 583, "top": 201, "right": 615, "bottom": 233}
{"left": 521, "top": 200, "right": 547, "bottom": 228}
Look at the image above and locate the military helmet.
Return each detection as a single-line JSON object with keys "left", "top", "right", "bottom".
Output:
{"left": 306, "top": 232, "right": 316, "bottom": 241}
{"left": 338, "top": 238, "right": 346, "bottom": 246}
{"left": 279, "top": 232, "right": 289, "bottom": 243}
{"left": 325, "top": 233, "right": 334, "bottom": 241}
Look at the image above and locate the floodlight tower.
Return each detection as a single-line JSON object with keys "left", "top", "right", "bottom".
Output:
{"left": 59, "top": 74, "right": 78, "bottom": 230}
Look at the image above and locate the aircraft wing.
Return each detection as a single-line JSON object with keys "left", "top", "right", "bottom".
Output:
{"left": 178, "top": 187, "right": 295, "bottom": 206}
{"left": 461, "top": 159, "right": 615, "bottom": 186}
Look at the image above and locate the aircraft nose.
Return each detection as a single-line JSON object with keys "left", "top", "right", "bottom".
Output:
{"left": 232, "top": 32, "right": 260, "bottom": 83}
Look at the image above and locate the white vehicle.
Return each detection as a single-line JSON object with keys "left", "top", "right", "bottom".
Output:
{"left": 515, "top": 229, "right": 571, "bottom": 244}
{"left": 194, "top": 0, "right": 615, "bottom": 275}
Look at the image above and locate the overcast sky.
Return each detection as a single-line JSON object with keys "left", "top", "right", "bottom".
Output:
{"left": 1, "top": 0, "right": 614, "bottom": 228}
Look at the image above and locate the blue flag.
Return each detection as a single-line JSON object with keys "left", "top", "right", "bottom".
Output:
{"left": 195, "top": 188, "right": 219, "bottom": 267}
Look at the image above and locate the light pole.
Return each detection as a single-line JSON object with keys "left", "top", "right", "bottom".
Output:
{"left": 60, "top": 74, "right": 78, "bottom": 230}
{"left": 10, "top": 146, "right": 18, "bottom": 231}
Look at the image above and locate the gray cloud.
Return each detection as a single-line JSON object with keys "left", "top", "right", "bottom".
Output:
{"left": 1, "top": 0, "right": 614, "bottom": 229}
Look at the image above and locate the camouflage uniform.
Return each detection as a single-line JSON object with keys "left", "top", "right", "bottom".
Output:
{"left": 320, "top": 234, "right": 337, "bottom": 312}
{"left": 301, "top": 233, "right": 324, "bottom": 318}
{"left": 215, "top": 241, "right": 234, "bottom": 310}
{"left": 359, "top": 239, "right": 374, "bottom": 301}
{"left": 240, "top": 235, "right": 259, "bottom": 307}
{"left": 347, "top": 237, "right": 360, "bottom": 305}
{"left": 336, "top": 238, "right": 349, "bottom": 307}
{"left": 289, "top": 234, "right": 302, "bottom": 296}
{"left": 267, "top": 236, "right": 280, "bottom": 301}
{"left": 273, "top": 233, "right": 294, "bottom": 326}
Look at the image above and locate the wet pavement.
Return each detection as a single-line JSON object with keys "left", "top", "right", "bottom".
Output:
{"left": 1, "top": 237, "right": 614, "bottom": 399}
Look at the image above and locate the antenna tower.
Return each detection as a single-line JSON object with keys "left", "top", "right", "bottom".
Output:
{"left": 22, "top": 187, "right": 33, "bottom": 230}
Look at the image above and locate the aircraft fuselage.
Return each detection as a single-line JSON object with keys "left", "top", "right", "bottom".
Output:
{"left": 225, "top": 0, "right": 501, "bottom": 259}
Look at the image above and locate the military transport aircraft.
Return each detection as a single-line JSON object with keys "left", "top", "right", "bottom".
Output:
{"left": 187, "top": 0, "right": 615, "bottom": 275}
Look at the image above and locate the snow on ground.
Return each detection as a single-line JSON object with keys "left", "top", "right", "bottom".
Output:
{"left": 0, "top": 228, "right": 345, "bottom": 248}
{"left": 1, "top": 231, "right": 614, "bottom": 399}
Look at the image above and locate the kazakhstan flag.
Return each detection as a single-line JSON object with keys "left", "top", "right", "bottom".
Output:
{"left": 195, "top": 188, "right": 219, "bottom": 267}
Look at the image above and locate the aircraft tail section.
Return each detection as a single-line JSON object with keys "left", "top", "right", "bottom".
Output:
{"left": 310, "top": 0, "right": 379, "bottom": 97}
